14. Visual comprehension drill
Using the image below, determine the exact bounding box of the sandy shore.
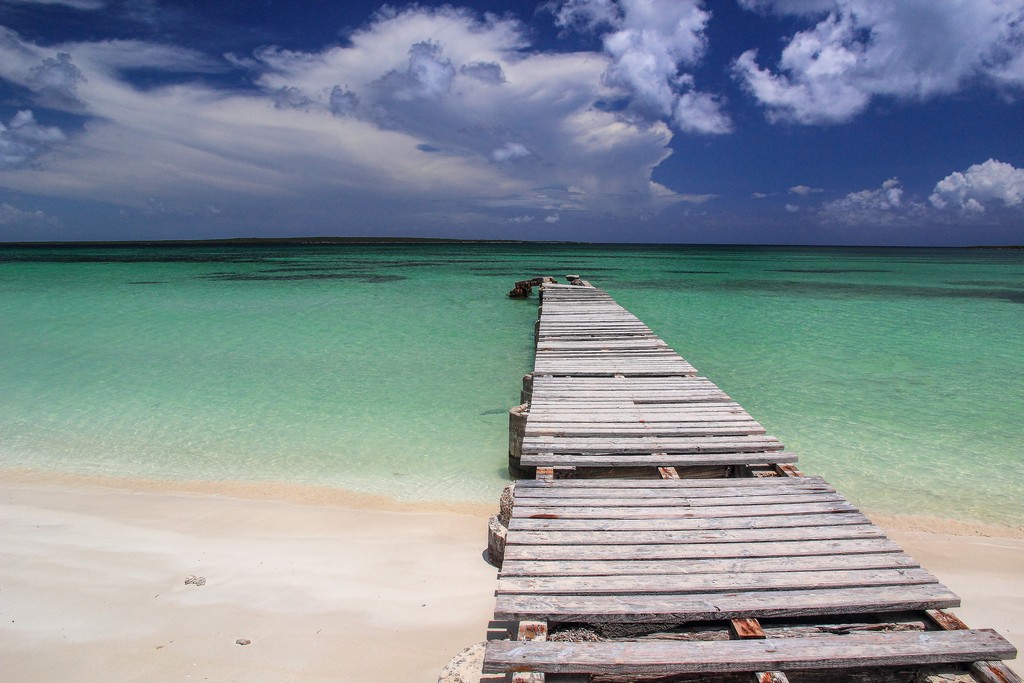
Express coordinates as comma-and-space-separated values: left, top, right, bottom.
0, 474, 1020, 682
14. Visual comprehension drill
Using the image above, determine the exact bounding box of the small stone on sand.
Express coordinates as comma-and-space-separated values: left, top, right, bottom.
236, 638, 251, 646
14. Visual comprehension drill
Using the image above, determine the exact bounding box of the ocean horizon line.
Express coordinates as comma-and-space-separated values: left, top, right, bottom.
1, 237, 1022, 249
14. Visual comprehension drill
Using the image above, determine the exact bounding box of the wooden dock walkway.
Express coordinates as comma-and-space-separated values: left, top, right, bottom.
481, 279, 1018, 683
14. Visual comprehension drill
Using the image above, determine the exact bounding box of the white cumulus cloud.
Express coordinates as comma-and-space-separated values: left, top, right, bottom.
930, 159, 1024, 213
735, 0, 1024, 124
0, 110, 65, 169
821, 177, 929, 225
491, 142, 531, 162
553, 0, 731, 134
0, 7, 685, 231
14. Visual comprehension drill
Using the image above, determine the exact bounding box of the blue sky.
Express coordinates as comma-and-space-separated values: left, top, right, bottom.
0, 0, 1022, 245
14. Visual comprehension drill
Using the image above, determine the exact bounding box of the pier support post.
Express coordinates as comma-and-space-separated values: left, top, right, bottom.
486, 515, 506, 568
520, 373, 534, 405
485, 482, 516, 568
508, 403, 533, 479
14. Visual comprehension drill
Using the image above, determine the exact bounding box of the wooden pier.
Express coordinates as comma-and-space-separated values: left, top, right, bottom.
480, 279, 1018, 683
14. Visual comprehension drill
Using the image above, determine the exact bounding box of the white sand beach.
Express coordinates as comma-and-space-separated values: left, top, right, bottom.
0, 473, 1020, 682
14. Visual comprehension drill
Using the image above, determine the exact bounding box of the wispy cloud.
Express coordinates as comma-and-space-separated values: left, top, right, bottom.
0, 200, 60, 229
4, 0, 105, 9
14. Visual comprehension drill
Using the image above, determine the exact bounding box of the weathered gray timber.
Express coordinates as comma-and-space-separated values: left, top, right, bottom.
494, 477, 959, 625
483, 630, 1015, 676
519, 283, 785, 474
532, 285, 696, 377
472, 277, 1020, 683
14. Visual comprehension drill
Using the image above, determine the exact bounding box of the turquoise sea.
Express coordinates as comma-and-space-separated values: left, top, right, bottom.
1, 243, 1022, 527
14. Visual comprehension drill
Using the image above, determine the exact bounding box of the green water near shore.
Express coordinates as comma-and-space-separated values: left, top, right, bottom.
1, 243, 1022, 526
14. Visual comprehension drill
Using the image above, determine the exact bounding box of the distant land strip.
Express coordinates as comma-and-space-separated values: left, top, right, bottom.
0, 238, 1020, 249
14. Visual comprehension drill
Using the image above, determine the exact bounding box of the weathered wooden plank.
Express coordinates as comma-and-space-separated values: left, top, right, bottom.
926, 609, 1024, 683
532, 370, 700, 378
526, 422, 757, 431
520, 452, 797, 468
498, 552, 921, 577
493, 583, 961, 622
530, 396, 737, 402
496, 568, 941, 595
533, 357, 694, 363
530, 392, 729, 399
510, 493, 847, 510
527, 420, 762, 430
521, 436, 784, 454
532, 380, 717, 389
535, 349, 682, 355
482, 630, 1015, 675
509, 512, 871, 533
532, 380, 718, 386
534, 399, 737, 406
506, 524, 884, 546
537, 343, 670, 351
513, 476, 829, 489
525, 415, 749, 424
512, 483, 831, 499
536, 357, 687, 363
525, 425, 767, 438
532, 363, 694, 368
535, 336, 659, 340
533, 379, 720, 385
526, 415, 744, 423
530, 391, 731, 398
512, 500, 851, 520
531, 390, 724, 397
533, 374, 711, 381
527, 402, 742, 409
525, 409, 747, 418
502, 537, 904, 562
530, 393, 723, 399
512, 485, 836, 501
530, 383, 723, 390
536, 334, 659, 341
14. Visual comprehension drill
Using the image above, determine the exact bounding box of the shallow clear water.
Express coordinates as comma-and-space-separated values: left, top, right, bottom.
1, 244, 1022, 526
